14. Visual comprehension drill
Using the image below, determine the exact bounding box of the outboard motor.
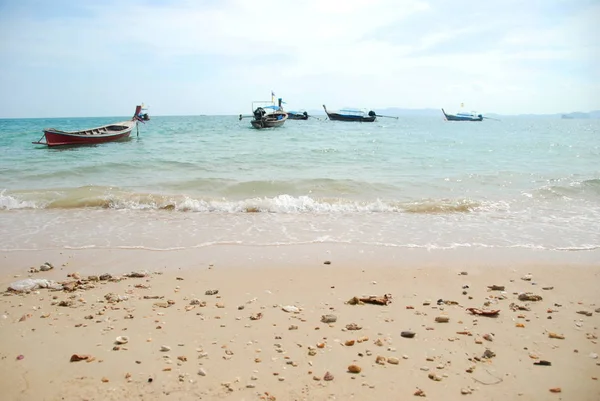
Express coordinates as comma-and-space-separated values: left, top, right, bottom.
253, 107, 266, 120
368, 110, 376, 117
303, 111, 308, 118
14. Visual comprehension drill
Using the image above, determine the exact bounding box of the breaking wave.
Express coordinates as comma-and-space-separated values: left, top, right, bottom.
0, 187, 484, 214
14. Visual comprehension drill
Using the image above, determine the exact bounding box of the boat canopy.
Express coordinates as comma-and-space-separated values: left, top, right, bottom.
337, 108, 369, 116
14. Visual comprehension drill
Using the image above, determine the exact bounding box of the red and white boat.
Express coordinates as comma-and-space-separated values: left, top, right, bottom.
33, 105, 149, 147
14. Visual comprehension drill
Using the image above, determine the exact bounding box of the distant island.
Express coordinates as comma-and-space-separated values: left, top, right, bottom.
560, 111, 600, 119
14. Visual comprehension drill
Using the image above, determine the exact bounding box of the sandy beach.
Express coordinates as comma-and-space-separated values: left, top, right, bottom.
0, 246, 599, 401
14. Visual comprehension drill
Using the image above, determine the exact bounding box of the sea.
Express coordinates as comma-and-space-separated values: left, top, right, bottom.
0, 114, 599, 262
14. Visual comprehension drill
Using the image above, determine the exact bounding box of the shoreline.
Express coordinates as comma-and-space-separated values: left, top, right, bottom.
2, 244, 600, 278
0, 246, 599, 400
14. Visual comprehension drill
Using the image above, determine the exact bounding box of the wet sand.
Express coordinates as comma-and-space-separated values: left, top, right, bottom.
0, 247, 599, 401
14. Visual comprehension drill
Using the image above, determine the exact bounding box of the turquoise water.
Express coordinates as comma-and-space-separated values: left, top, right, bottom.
0, 115, 599, 252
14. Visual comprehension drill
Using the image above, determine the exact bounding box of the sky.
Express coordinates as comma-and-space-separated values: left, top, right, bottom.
0, 0, 598, 117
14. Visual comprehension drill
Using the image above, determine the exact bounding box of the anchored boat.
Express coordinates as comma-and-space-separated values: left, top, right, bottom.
33, 105, 149, 147
240, 95, 288, 129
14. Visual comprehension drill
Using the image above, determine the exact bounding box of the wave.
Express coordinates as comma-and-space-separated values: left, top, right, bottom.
0, 187, 484, 214
3, 242, 598, 253
533, 178, 600, 199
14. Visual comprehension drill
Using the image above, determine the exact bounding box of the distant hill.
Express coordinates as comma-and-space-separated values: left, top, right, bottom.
560, 110, 600, 119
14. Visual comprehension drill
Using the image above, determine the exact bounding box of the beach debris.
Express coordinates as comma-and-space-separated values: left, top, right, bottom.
461, 388, 473, 395
428, 372, 442, 381
435, 316, 450, 323
346, 294, 392, 306
483, 333, 493, 342
99, 274, 112, 281
577, 310, 593, 317
323, 371, 334, 381
18, 314, 31, 322
509, 303, 530, 311
160, 345, 171, 352
414, 388, 426, 396
125, 270, 149, 278
288, 325, 298, 330
189, 299, 206, 306
321, 314, 337, 323
401, 330, 416, 338
16, 355, 24, 360
534, 360, 552, 366
548, 332, 565, 339
549, 388, 562, 393
104, 293, 128, 303
205, 289, 219, 295
487, 285, 505, 291
466, 308, 500, 317
58, 300, 74, 307
40, 262, 54, 271
542, 286, 554, 290
590, 353, 598, 359
518, 293, 542, 301
345, 340, 355, 346
324, 260, 331, 265
8, 278, 62, 292
70, 354, 93, 362
115, 336, 129, 345
521, 273, 533, 281
482, 349, 496, 359
348, 364, 361, 373
346, 323, 362, 330
387, 357, 400, 364
282, 305, 300, 313
376, 356, 386, 365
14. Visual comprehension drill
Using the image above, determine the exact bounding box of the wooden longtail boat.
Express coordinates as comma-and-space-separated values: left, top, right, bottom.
441, 108, 483, 122
322, 105, 378, 122
33, 105, 149, 147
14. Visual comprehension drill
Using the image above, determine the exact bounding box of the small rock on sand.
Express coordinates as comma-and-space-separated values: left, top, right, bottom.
321, 314, 337, 323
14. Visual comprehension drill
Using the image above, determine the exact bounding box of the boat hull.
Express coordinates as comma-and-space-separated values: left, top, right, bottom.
287, 113, 309, 120
441, 109, 483, 122
250, 111, 288, 129
251, 119, 287, 129
325, 113, 376, 122
41, 127, 134, 147
322, 105, 376, 122
33, 106, 147, 147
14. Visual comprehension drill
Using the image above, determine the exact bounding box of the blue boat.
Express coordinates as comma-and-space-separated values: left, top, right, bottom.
323, 105, 376, 122
441, 108, 483, 122
287, 110, 309, 120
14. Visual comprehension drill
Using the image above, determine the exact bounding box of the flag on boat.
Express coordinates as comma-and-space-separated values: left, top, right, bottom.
271, 91, 275, 103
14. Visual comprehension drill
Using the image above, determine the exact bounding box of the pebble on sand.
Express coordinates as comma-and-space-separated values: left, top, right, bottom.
348, 364, 362, 373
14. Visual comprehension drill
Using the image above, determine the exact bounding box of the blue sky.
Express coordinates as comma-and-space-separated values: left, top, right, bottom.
0, 0, 598, 117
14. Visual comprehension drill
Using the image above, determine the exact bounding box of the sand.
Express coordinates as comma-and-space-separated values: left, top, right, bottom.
0, 247, 599, 401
